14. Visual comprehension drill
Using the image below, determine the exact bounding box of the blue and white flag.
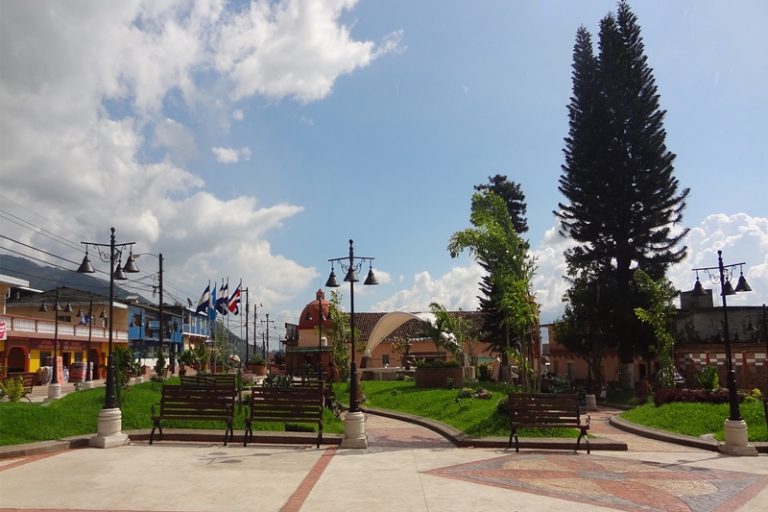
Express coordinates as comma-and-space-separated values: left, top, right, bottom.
209, 282, 218, 322
216, 280, 229, 316
195, 284, 210, 315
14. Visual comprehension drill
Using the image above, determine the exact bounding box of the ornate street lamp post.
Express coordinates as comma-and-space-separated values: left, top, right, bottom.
77, 227, 139, 448
78, 296, 95, 389
691, 250, 757, 456
326, 239, 378, 448
41, 286, 72, 400
305, 290, 326, 382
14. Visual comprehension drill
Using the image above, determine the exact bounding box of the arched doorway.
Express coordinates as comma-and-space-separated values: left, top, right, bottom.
7, 347, 26, 373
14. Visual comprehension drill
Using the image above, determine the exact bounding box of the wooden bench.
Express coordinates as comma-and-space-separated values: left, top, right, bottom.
2, 372, 35, 402
244, 385, 325, 448
507, 393, 590, 453
150, 385, 235, 445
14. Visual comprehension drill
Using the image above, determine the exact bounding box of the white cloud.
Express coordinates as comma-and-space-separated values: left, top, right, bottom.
211, 146, 252, 163
668, 213, 768, 307
214, 0, 402, 102
373, 213, 768, 322
212, 146, 239, 163
373, 265, 484, 313
153, 118, 198, 162
0, 0, 394, 311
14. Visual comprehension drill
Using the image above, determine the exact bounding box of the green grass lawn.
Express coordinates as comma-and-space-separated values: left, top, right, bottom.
355, 380, 578, 438
4, 379, 765, 447
620, 399, 767, 442
0, 380, 343, 446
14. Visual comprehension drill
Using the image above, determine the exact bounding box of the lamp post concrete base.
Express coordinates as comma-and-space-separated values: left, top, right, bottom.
90, 407, 129, 449
719, 419, 758, 456
584, 394, 598, 411
46, 383, 62, 401
81, 380, 94, 389
341, 411, 368, 449
134, 376, 144, 384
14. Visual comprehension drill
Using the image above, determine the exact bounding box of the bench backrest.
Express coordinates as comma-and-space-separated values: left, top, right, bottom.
249, 386, 324, 424
508, 393, 582, 426
158, 384, 235, 418
181, 373, 236, 387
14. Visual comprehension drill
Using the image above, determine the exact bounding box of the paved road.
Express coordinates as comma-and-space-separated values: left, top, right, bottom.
2, 381, 767, 511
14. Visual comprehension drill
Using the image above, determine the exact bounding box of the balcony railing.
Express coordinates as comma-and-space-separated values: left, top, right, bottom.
0, 314, 128, 341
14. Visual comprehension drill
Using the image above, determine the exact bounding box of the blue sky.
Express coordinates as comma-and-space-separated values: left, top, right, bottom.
1, 1, 766, 342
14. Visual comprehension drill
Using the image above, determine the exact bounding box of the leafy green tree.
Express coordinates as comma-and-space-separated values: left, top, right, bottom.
474, 176, 530, 356
449, 191, 538, 389
554, 266, 617, 392
633, 269, 678, 388
422, 302, 470, 363
556, 1, 689, 372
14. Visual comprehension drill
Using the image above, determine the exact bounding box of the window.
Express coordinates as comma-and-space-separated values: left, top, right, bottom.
382, 354, 390, 367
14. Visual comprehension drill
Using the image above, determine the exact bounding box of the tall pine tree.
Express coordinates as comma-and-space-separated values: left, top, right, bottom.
557, 2, 689, 375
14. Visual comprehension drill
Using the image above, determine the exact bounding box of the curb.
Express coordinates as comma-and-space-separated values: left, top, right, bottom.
364, 407, 628, 451
609, 414, 768, 454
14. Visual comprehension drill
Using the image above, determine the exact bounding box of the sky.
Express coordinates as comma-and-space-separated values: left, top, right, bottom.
1, 0, 767, 343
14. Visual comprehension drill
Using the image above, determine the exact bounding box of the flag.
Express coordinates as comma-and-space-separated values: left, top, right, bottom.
195, 284, 210, 315
216, 280, 229, 315
209, 282, 218, 322
228, 283, 242, 315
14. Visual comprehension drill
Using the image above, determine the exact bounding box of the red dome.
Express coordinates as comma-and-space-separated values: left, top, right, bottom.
298, 289, 332, 330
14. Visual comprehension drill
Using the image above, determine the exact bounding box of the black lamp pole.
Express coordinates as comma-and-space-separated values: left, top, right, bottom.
318, 296, 324, 382
78, 227, 138, 410
51, 287, 61, 385
717, 252, 740, 422
692, 250, 751, 422
86, 296, 93, 383
326, 239, 378, 413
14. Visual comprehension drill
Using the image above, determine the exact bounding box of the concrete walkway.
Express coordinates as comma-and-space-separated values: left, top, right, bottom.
2, 383, 767, 511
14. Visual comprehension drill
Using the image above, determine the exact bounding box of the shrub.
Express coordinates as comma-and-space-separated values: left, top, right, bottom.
653, 387, 732, 406
478, 363, 493, 381
0, 377, 26, 402
696, 366, 719, 391
456, 387, 474, 399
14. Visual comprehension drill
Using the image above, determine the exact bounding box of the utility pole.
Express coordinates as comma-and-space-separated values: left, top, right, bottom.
243, 287, 249, 364
158, 253, 166, 374
262, 313, 274, 361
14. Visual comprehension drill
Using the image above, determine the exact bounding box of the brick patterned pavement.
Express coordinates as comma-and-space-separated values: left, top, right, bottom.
425, 452, 768, 512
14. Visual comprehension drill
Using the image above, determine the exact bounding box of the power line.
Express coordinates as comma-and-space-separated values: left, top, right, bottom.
0, 194, 89, 248
0, 234, 81, 267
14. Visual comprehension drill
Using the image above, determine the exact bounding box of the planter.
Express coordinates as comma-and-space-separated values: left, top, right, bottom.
249, 364, 267, 376
415, 366, 464, 388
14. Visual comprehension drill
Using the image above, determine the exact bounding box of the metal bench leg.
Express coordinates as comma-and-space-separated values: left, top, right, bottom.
243, 420, 251, 447
508, 428, 519, 452
150, 420, 161, 445
576, 428, 590, 454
